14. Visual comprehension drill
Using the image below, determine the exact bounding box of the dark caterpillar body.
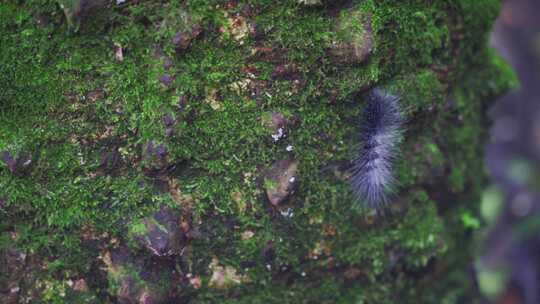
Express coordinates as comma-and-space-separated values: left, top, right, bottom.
350, 89, 404, 209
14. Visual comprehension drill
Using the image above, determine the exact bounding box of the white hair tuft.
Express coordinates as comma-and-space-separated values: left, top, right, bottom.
350, 88, 404, 209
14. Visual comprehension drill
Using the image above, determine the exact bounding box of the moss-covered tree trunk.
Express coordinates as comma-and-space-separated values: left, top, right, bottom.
0, 0, 516, 303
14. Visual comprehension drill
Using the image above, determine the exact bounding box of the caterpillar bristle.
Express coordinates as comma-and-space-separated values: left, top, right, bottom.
350, 88, 404, 209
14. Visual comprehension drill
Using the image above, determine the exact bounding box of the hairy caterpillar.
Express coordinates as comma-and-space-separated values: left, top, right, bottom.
350, 89, 404, 209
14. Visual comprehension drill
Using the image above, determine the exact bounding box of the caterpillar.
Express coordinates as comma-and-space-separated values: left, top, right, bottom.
350, 89, 404, 209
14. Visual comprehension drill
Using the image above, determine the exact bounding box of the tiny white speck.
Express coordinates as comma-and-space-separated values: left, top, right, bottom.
266, 264, 272, 271
286, 145, 294, 151
289, 177, 295, 183
301, 272, 306, 277
280, 208, 294, 218
116, 0, 126, 4
271, 128, 284, 142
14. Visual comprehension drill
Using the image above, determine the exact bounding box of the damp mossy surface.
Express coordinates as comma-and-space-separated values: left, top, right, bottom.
0, 0, 517, 303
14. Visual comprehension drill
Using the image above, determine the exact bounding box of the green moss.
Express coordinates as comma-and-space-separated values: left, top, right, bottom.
107, 259, 172, 302
386, 69, 446, 112
129, 219, 148, 236
364, 0, 450, 72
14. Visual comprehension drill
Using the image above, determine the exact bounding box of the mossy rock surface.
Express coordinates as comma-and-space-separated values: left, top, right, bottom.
0, 0, 517, 303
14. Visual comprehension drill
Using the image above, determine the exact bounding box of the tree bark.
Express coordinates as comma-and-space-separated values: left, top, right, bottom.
0, 0, 516, 303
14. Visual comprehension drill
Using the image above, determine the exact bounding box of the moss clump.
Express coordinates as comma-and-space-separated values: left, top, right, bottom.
0, 0, 516, 303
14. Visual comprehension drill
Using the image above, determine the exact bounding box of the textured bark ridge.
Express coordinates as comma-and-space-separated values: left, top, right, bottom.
0, 0, 517, 303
